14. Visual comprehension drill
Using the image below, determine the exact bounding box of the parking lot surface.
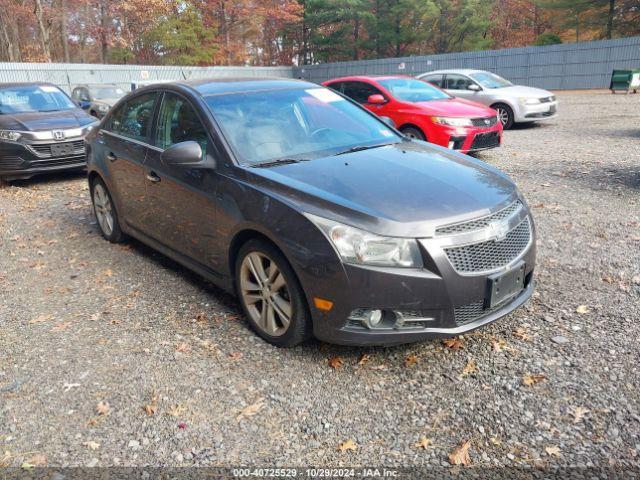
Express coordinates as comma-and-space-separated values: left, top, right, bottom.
1, 92, 639, 471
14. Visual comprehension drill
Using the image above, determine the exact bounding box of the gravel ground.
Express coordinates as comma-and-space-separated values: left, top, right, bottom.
1, 92, 639, 474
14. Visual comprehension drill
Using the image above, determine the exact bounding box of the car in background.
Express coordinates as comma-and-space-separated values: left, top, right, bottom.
71, 84, 127, 119
0, 82, 96, 182
86, 78, 535, 347
323, 75, 502, 154
418, 69, 558, 129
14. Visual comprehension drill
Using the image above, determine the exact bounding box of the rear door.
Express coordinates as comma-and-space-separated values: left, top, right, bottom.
99, 91, 158, 230
142, 91, 220, 267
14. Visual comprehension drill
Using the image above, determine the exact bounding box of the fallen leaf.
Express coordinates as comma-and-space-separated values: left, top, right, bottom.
576, 305, 590, 314
414, 437, 432, 449
167, 404, 187, 417
228, 352, 243, 361
545, 446, 561, 457
404, 354, 418, 368
512, 327, 531, 341
143, 391, 158, 416
175, 342, 190, 353
328, 357, 343, 369
338, 439, 357, 452
448, 440, 471, 466
460, 360, 478, 378
632, 275, 640, 285
602, 274, 615, 284
357, 354, 371, 366
443, 338, 464, 350
177, 422, 187, 430
96, 401, 110, 416
236, 398, 265, 421
50, 322, 71, 332
23, 454, 46, 469
84, 441, 100, 451
103, 268, 114, 277
491, 338, 507, 352
522, 374, 546, 387
570, 406, 590, 424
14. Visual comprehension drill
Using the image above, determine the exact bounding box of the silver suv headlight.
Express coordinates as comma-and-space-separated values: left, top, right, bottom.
0, 130, 21, 141
306, 213, 422, 268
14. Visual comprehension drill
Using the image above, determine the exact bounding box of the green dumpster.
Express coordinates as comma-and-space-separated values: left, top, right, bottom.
610, 69, 640, 93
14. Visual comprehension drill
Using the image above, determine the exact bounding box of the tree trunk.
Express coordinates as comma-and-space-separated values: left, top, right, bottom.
0, 11, 15, 61
60, 0, 69, 62
606, 0, 615, 39
99, 0, 109, 63
33, 0, 52, 61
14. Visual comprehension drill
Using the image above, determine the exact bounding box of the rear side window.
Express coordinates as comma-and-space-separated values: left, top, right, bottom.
155, 92, 208, 153
341, 82, 384, 104
422, 74, 444, 87
109, 92, 156, 142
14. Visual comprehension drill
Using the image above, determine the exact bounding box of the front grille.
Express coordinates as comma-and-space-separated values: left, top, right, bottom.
31, 156, 86, 168
436, 200, 523, 236
444, 217, 532, 274
470, 132, 500, 151
471, 116, 498, 127
29, 141, 85, 158
454, 301, 503, 325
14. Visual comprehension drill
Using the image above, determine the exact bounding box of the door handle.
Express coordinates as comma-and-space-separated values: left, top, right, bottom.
106, 153, 117, 162
146, 171, 161, 183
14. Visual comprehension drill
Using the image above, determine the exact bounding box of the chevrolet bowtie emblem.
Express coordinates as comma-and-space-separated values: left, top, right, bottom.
488, 220, 510, 241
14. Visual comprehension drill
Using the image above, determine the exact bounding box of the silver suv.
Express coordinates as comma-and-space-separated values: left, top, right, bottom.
417, 69, 558, 129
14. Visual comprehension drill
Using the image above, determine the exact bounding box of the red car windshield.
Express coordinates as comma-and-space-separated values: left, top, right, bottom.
378, 78, 451, 103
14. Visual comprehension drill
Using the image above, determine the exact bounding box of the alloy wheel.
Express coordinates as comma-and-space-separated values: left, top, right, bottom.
239, 252, 292, 337
93, 183, 115, 236
496, 107, 509, 127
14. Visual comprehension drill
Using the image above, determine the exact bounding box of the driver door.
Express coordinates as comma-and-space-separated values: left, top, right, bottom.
341, 81, 394, 118
141, 91, 220, 268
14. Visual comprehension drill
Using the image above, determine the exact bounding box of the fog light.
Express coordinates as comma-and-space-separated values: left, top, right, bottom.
367, 309, 383, 328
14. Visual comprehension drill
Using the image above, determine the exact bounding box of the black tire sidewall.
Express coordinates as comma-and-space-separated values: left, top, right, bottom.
235, 239, 312, 347
400, 126, 426, 141
494, 103, 514, 129
90, 177, 124, 243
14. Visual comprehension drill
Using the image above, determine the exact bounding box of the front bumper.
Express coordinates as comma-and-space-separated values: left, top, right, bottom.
308, 206, 536, 346
515, 101, 558, 123
0, 138, 87, 180
430, 123, 502, 154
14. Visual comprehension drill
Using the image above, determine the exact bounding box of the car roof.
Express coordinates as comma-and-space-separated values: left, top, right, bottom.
325, 75, 414, 83
420, 69, 487, 76
0, 82, 61, 89
170, 77, 319, 96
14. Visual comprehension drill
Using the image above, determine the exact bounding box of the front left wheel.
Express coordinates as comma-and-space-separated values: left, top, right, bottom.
235, 239, 312, 347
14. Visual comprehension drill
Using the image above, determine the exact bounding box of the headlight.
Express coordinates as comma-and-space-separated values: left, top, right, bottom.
98, 104, 110, 112
0, 130, 21, 141
306, 214, 422, 268
520, 97, 541, 105
432, 116, 473, 127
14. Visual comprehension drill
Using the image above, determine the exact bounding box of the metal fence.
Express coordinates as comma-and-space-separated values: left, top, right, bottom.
0, 36, 639, 92
0, 63, 293, 93
293, 36, 640, 90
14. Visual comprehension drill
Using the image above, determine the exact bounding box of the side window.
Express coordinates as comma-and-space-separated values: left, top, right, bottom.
110, 92, 156, 141
423, 74, 444, 88
81, 88, 90, 101
326, 82, 344, 94
444, 74, 473, 90
155, 92, 208, 154
71, 88, 80, 100
342, 82, 384, 104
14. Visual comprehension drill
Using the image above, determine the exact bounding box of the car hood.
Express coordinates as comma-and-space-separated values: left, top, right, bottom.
412, 98, 495, 117
493, 85, 553, 99
0, 109, 95, 131
246, 141, 518, 238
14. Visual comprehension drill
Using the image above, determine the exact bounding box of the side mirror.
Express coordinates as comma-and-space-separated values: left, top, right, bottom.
367, 94, 387, 105
380, 116, 396, 128
77, 100, 90, 109
161, 141, 206, 167
467, 84, 481, 92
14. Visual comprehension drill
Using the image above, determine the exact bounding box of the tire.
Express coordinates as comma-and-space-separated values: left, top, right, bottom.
493, 103, 514, 129
400, 126, 426, 141
90, 177, 125, 243
235, 238, 312, 347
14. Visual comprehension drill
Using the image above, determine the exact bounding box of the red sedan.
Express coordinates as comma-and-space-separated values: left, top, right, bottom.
323, 75, 502, 154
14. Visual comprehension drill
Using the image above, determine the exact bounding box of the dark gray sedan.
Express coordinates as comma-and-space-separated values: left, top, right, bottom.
85, 78, 536, 347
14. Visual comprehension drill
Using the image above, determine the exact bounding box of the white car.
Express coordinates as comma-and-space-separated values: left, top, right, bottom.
417, 69, 558, 129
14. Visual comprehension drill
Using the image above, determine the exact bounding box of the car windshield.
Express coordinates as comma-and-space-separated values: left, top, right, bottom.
0, 85, 77, 114
378, 78, 451, 102
90, 86, 126, 100
469, 72, 513, 89
205, 87, 401, 165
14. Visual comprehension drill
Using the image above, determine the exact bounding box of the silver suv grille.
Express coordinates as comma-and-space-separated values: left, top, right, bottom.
444, 217, 531, 274
436, 200, 523, 236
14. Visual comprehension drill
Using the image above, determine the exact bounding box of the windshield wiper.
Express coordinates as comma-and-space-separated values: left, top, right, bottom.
250, 158, 309, 168
333, 142, 396, 157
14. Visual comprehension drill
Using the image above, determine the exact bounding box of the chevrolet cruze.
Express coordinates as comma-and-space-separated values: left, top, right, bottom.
86, 78, 536, 347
